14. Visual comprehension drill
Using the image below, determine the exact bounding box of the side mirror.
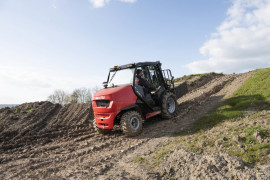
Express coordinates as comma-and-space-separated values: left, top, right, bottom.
103, 82, 108, 88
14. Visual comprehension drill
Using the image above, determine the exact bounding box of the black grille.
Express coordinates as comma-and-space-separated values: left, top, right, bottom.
96, 100, 110, 107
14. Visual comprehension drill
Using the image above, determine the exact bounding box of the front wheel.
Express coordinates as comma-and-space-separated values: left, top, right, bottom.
120, 111, 143, 137
92, 119, 111, 135
161, 92, 178, 119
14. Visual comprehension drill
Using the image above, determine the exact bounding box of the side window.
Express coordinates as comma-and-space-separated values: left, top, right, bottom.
148, 66, 161, 88
137, 66, 149, 80
137, 65, 162, 88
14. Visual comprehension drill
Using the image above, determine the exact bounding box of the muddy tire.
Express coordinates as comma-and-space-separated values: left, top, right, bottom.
161, 92, 177, 119
92, 119, 111, 135
120, 111, 143, 137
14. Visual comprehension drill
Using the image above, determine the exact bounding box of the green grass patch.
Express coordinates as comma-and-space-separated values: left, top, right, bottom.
27, 108, 34, 113
243, 144, 270, 164
245, 126, 269, 137
156, 149, 171, 165
234, 68, 270, 101
135, 156, 145, 163
224, 81, 232, 87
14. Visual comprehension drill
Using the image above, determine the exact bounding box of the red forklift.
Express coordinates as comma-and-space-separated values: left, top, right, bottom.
92, 61, 177, 136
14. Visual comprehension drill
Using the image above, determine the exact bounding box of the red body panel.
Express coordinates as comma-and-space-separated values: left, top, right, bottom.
146, 111, 161, 119
92, 85, 137, 129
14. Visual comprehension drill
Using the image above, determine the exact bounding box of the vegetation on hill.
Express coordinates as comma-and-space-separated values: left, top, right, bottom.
174, 68, 270, 164
174, 72, 223, 83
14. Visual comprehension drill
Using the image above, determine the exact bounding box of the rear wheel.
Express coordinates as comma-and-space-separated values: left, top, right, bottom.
92, 119, 111, 135
121, 111, 143, 137
161, 92, 177, 119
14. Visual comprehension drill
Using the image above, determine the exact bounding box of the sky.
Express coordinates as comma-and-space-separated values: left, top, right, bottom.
0, 0, 270, 104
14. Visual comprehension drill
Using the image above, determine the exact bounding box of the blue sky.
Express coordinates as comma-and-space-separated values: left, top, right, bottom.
1, 0, 270, 103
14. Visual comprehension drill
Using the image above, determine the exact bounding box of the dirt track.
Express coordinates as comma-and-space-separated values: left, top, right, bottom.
1, 72, 269, 179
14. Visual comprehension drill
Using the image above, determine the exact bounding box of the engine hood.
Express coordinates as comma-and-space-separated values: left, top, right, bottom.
93, 85, 133, 100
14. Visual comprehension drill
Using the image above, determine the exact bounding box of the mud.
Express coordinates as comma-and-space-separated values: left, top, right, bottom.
0, 71, 269, 179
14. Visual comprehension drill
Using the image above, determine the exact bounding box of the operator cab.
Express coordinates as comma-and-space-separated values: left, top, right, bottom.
134, 65, 165, 108
104, 62, 169, 110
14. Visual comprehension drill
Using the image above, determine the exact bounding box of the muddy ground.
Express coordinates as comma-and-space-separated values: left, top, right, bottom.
0, 72, 269, 179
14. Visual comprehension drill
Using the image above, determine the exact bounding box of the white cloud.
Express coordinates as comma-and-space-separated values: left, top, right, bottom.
0, 66, 104, 104
89, 0, 110, 8
89, 0, 136, 8
186, 0, 270, 74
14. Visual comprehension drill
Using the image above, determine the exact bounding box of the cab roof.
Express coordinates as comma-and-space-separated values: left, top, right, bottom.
110, 61, 161, 71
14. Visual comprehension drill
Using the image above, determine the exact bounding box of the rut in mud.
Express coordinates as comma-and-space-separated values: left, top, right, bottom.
1, 71, 268, 179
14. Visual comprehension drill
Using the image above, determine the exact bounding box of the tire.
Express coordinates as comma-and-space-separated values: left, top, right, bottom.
120, 111, 143, 137
161, 92, 178, 119
92, 119, 111, 135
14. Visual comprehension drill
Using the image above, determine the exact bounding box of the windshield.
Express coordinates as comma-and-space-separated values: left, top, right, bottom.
108, 68, 135, 88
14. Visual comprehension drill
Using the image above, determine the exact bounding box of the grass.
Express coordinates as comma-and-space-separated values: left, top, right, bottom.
228, 143, 270, 164
245, 126, 270, 139
173, 68, 270, 164
234, 68, 270, 101
27, 108, 34, 113
156, 149, 171, 165
224, 81, 232, 87
135, 156, 145, 163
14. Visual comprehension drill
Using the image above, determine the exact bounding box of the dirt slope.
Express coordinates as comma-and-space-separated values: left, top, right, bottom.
0, 102, 93, 151
0, 71, 269, 179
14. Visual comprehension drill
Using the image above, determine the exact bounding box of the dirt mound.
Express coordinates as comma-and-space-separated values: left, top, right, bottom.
0, 101, 93, 151
176, 72, 224, 92
174, 73, 224, 99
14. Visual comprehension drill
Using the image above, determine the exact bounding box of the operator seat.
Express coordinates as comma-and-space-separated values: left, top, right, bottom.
134, 77, 155, 107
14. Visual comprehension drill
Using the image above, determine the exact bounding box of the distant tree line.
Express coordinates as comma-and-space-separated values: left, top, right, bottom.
47, 87, 100, 105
